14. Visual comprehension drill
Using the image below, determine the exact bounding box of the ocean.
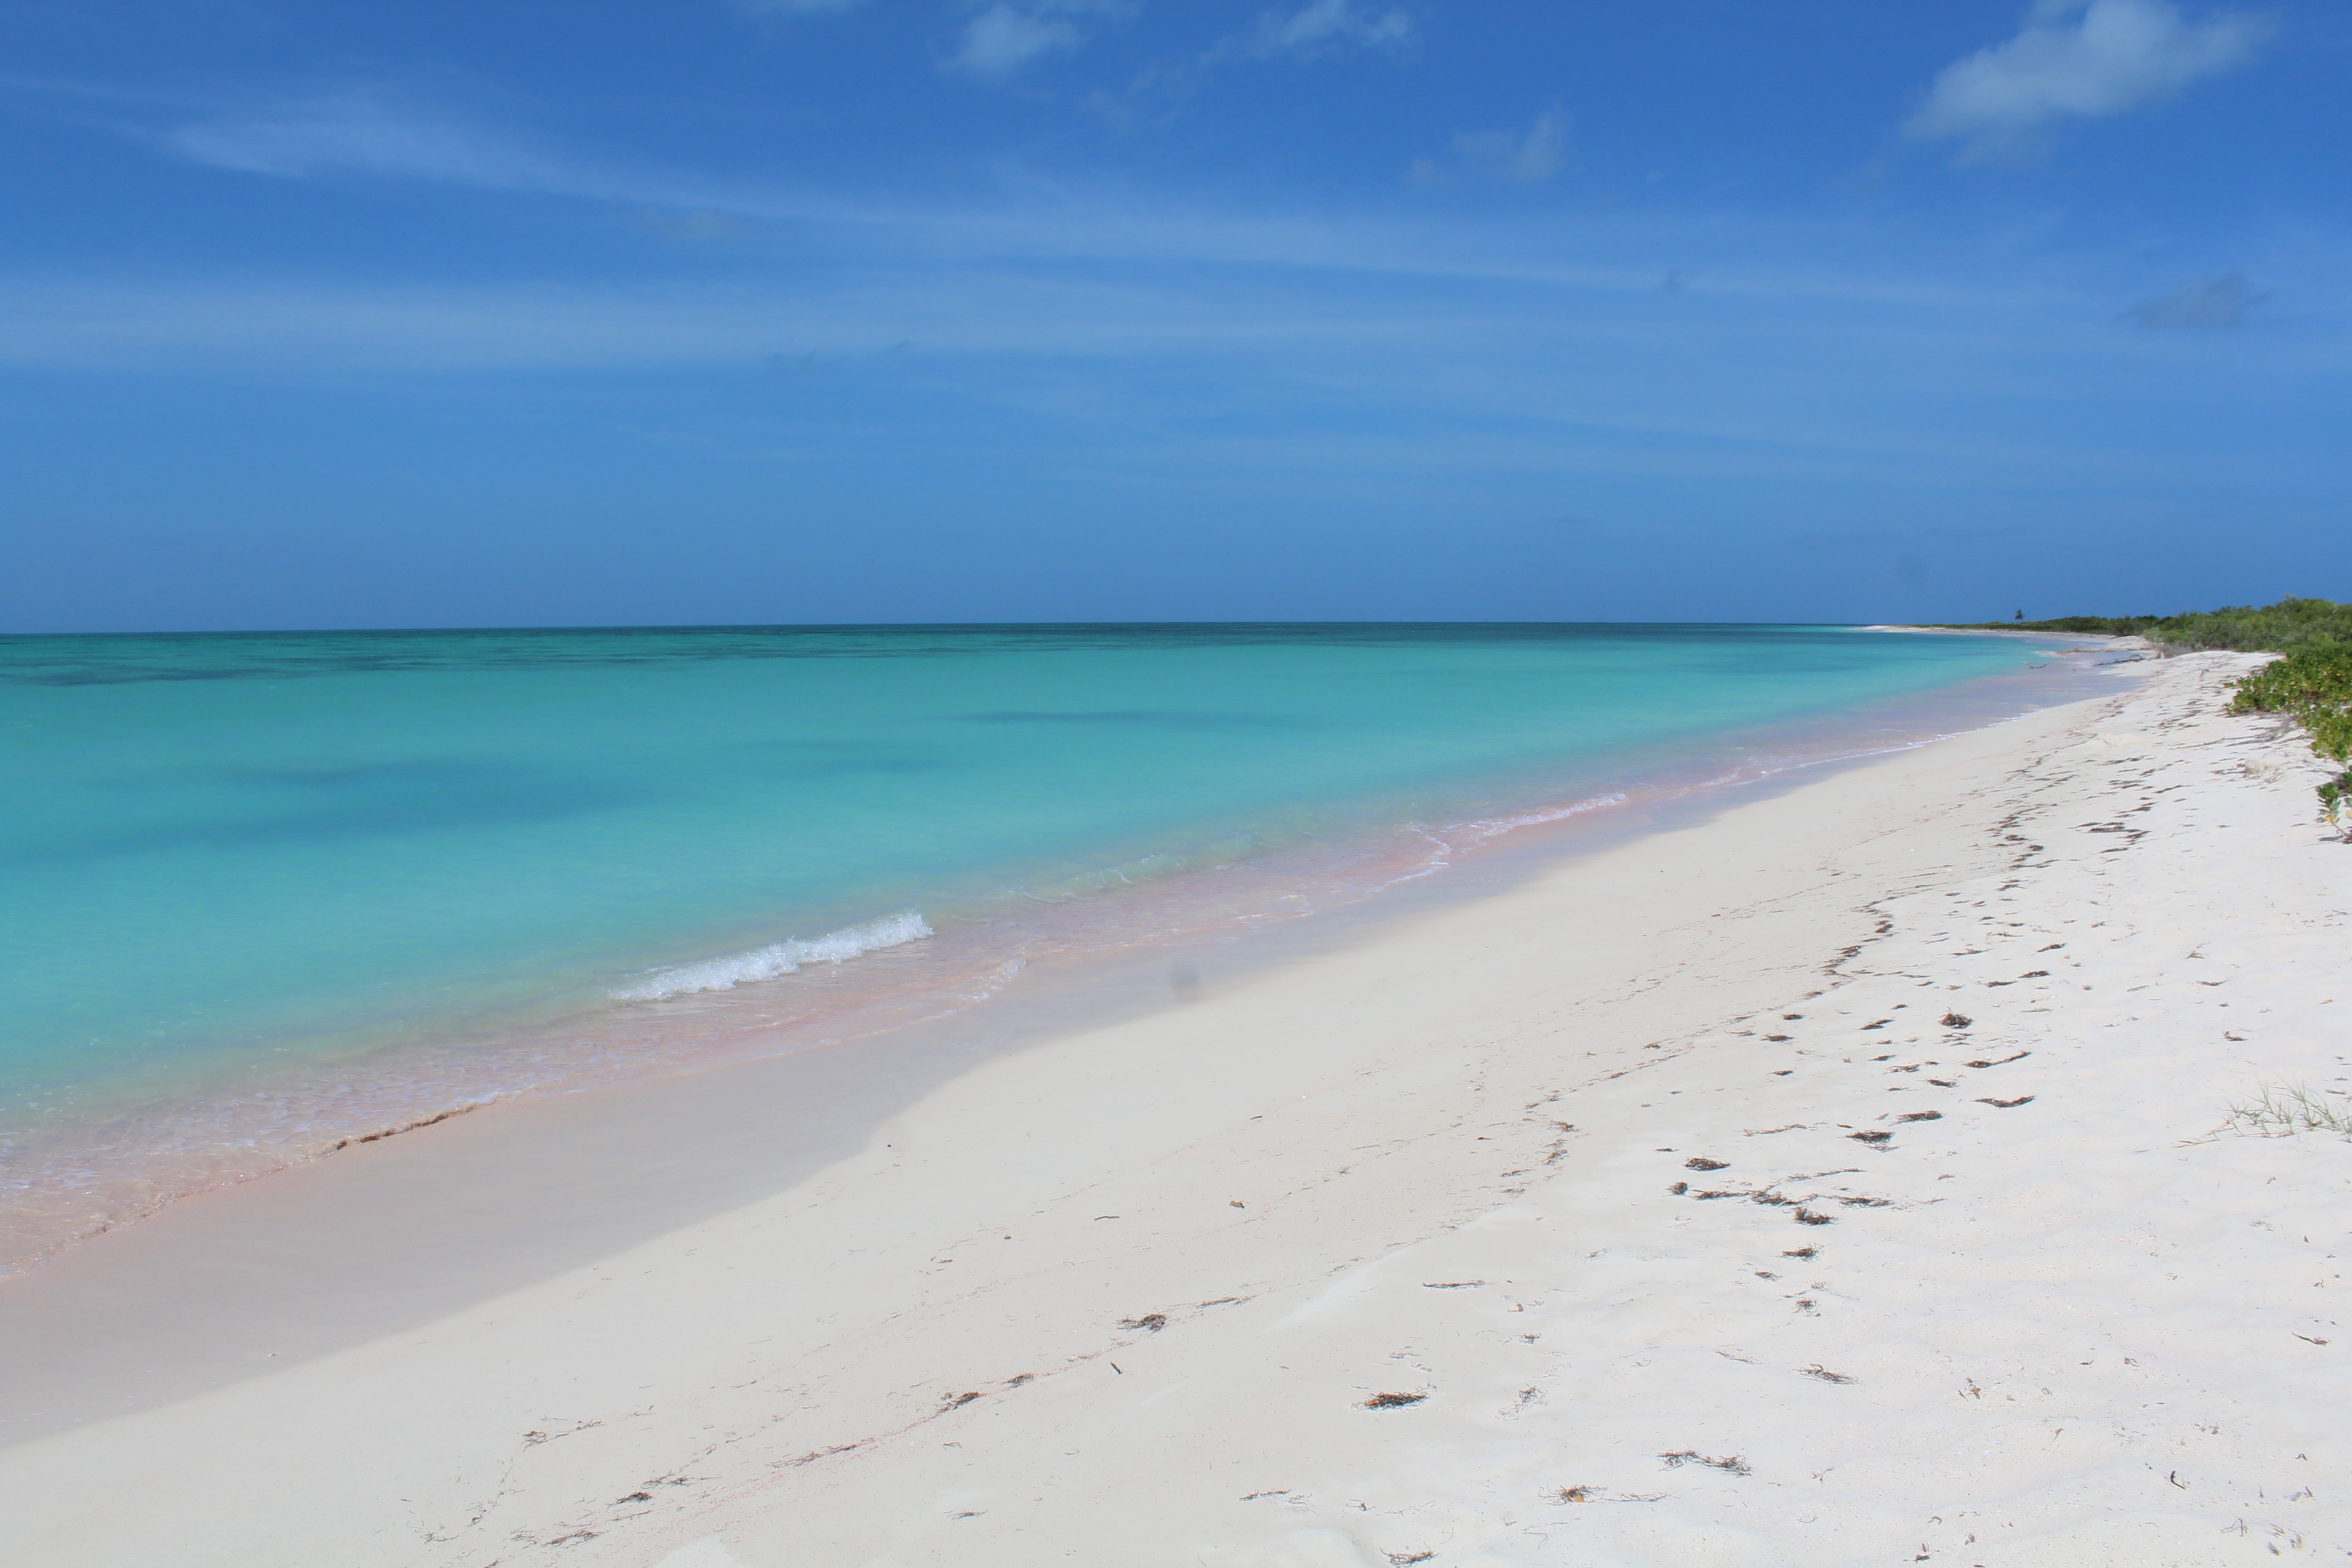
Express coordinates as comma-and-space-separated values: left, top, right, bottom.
1, 622, 2104, 1266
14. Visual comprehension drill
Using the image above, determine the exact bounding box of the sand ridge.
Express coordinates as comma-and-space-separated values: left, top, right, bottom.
4, 651, 2347, 1567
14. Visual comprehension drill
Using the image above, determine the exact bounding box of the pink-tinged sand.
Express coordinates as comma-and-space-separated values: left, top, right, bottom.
4, 648, 2347, 1567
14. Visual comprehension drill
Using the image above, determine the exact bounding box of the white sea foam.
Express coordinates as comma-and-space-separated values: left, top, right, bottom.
610, 911, 935, 1001
1458, 790, 1629, 839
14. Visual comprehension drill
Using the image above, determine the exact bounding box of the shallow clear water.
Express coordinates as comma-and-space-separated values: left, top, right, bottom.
1, 622, 2088, 1261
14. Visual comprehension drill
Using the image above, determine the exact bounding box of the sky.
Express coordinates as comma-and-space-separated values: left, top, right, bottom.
3, 0, 2345, 631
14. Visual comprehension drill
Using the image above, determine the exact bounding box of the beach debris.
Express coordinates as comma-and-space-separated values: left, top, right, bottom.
520, 1420, 603, 1446
1977, 1096, 2036, 1108
782, 1442, 862, 1467
1839, 1195, 1891, 1207
1240, 1490, 1291, 1501
1684, 1156, 1729, 1171
1927, 1077, 1958, 1087
1668, 1181, 1690, 1195
1554, 1485, 1597, 1502
944, 1391, 984, 1407
1965, 1052, 2030, 1068
1793, 1208, 1836, 1225
1764, 1033, 1793, 1041
1659, 1450, 1751, 1475
1896, 1110, 1943, 1122
1363, 1392, 1427, 1409
1862, 1019, 1893, 1030
1004, 1373, 1033, 1387
613, 1491, 653, 1504
1422, 1280, 1483, 1289
1941, 1013, 1972, 1028
1847, 1130, 1893, 1145
1118, 1313, 1169, 1333
1784, 1246, 1817, 1259
327, 1102, 483, 1153
1783, 1013, 1804, 1019
1802, 1365, 1856, 1384
1386, 1553, 1436, 1566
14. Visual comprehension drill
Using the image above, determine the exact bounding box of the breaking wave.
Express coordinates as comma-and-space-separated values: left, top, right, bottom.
610, 910, 935, 1001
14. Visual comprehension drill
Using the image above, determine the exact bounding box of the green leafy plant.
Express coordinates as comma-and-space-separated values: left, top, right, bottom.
2225, 642, 2352, 829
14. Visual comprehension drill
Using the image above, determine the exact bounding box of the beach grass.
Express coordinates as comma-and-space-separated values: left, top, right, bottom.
2227, 1084, 2352, 1142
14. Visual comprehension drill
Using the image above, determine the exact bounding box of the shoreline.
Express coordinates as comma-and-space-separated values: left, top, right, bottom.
0, 640, 2118, 1279
9, 648, 2348, 1564
0, 651, 2126, 1443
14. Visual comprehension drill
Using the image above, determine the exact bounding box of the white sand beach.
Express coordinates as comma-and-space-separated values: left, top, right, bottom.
5, 647, 2348, 1568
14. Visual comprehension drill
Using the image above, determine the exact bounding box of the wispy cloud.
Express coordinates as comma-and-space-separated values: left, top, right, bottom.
1905, 0, 2273, 161
2128, 271, 2264, 328
1413, 106, 1568, 186
1088, 2, 1412, 127
944, 1, 1136, 80
1233, 0, 1413, 59
161, 87, 569, 187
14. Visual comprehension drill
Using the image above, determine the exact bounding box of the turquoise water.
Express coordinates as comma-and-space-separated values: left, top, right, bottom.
2, 623, 2079, 1257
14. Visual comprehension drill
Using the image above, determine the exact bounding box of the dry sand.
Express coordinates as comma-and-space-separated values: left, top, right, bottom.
4, 649, 2348, 1567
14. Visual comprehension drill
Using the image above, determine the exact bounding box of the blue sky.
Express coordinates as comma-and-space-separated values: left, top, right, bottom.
3, 0, 2344, 631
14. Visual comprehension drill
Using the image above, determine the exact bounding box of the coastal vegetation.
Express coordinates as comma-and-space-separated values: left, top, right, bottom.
2228, 1083, 2352, 1141
1942, 596, 2352, 651
2227, 640, 2352, 827
1944, 597, 2352, 823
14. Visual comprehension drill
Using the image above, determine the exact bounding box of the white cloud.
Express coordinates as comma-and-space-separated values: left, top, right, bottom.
945, 1, 1134, 80
1406, 108, 1567, 187
1239, 0, 1412, 58
2128, 271, 2264, 328
1905, 0, 2273, 159
948, 5, 1082, 78
163, 89, 567, 187
1451, 108, 1568, 184
1083, 1, 1411, 123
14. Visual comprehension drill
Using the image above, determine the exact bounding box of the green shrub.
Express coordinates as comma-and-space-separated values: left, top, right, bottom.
1940, 596, 2352, 652
2229, 642, 2352, 765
